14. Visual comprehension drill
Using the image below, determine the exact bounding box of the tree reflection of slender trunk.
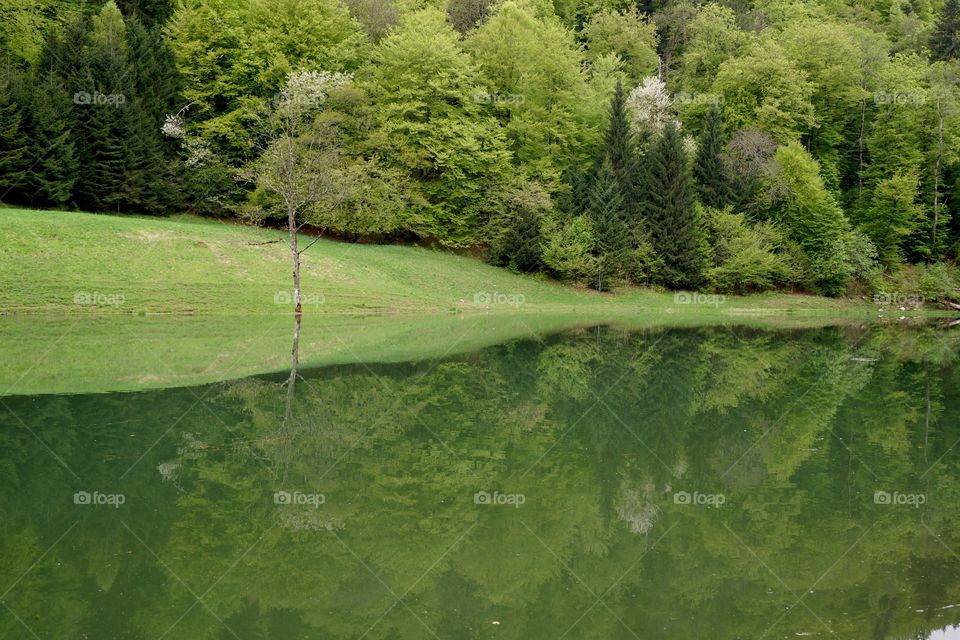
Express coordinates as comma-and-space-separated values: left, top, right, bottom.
279, 311, 301, 484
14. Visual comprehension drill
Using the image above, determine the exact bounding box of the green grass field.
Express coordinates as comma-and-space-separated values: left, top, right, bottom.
1, 207, 887, 317
1, 207, 952, 395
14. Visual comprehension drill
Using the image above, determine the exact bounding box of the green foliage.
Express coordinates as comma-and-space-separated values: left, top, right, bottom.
541, 214, 599, 282
702, 206, 797, 292
369, 8, 512, 246
0, 75, 28, 196
165, 0, 368, 159
585, 157, 630, 289
930, 0, 960, 61
466, 0, 589, 184
679, 3, 749, 94
694, 103, 734, 209
765, 142, 855, 293
581, 8, 658, 83
643, 122, 703, 288
712, 38, 817, 141
861, 172, 925, 266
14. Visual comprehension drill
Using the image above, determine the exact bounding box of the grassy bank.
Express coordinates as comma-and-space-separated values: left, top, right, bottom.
0, 207, 891, 317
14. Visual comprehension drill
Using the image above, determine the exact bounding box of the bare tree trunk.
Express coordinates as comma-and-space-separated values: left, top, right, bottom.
288, 204, 302, 316
930, 96, 944, 264
857, 97, 866, 207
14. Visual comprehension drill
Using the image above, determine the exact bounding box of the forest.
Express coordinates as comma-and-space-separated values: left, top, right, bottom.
1, 0, 960, 296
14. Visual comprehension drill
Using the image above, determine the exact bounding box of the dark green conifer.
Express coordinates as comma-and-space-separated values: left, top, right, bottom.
643, 122, 703, 288
931, 0, 960, 61
587, 157, 631, 290
693, 103, 734, 209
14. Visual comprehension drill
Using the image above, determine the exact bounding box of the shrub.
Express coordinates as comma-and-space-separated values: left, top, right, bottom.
541, 215, 599, 284
702, 207, 797, 293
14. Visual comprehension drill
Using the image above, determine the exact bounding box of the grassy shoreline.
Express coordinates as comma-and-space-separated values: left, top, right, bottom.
1, 207, 948, 319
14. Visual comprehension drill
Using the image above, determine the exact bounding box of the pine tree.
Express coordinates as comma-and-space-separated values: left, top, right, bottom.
558, 160, 589, 218
20, 72, 79, 206
0, 75, 29, 199
586, 157, 631, 290
599, 79, 643, 228
494, 207, 543, 273
693, 103, 734, 209
931, 0, 960, 61
644, 122, 703, 288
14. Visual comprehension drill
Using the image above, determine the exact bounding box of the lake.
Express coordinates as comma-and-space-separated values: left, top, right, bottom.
2, 318, 960, 639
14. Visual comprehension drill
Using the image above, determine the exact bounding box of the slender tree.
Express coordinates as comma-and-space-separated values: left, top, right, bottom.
693, 103, 734, 209
587, 157, 630, 291
644, 122, 703, 288
599, 79, 643, 227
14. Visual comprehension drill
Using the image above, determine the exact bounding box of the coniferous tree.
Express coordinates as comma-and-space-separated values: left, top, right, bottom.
644, 122, 703, 288
492, 207, 544, 273
931, 0, 960, 61
0, 74, 28, 199
20, 71, 78, 206
587, 157, 631, 290
558, 160, 589, 218
694, 103, 734, 209
599, 79, 642, 228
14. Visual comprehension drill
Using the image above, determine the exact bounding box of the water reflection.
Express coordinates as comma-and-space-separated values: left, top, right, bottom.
1, 323, 960, 638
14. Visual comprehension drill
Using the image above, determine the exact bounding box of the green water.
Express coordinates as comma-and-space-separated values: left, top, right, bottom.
2, 322, 960, 639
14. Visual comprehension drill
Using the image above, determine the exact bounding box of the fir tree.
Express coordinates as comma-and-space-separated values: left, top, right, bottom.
0, 75, 28, 199
587, 157, 631, 291
598, 79, 643, 228
493, 207, 543, 273
693, 103, 734, 209
558, 160, 589, 218
931, 0, 960, 61
644, 122, 703, 288
20, 72, 78, 206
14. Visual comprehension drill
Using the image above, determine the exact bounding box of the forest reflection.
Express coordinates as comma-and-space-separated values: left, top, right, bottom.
2, 323, 960, 639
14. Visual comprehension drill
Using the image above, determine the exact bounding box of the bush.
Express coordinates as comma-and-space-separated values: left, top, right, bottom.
919, 263, 958, 302
541, 215, 599, 284
702, 207, 797, 293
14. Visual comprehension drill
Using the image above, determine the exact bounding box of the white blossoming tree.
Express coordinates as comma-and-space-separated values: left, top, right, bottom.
248, 70, 352, 316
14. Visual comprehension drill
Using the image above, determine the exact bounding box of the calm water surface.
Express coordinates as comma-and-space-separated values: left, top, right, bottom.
2, 322, 960, 639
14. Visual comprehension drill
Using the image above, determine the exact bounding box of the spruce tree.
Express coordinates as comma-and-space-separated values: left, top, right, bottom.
693, 103, 734, 209
599, 79, 642, 228
587, 157, 631, 291
558, 160, 589, 218
21, 72, 79, 206
0, 75, 28, 199
644, 122, 703, 289
931, 0, 960, 61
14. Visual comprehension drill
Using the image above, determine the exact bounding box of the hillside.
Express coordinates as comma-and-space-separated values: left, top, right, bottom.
0, 207, 869, 317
